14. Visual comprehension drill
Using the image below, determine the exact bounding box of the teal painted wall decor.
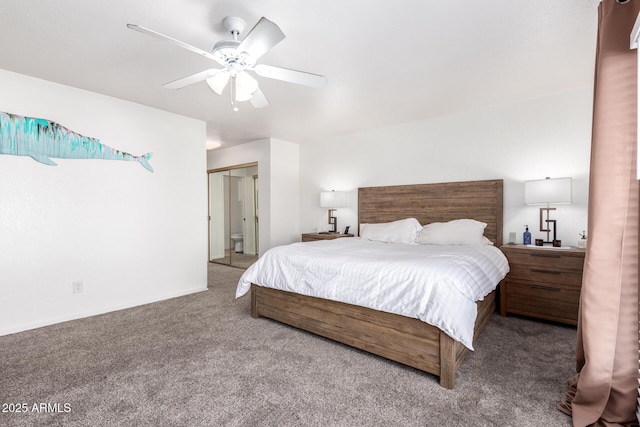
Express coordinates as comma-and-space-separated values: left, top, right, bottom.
0, 111, 153, 172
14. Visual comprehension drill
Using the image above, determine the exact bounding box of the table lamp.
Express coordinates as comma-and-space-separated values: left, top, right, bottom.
524, 177, 572, 244
320, 190, 346, 233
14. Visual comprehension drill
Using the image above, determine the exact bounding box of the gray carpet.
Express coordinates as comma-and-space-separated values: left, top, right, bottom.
0, 263, 576, 426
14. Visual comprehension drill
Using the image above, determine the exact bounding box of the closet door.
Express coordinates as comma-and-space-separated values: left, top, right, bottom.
242, 175, 256, 255
208, 163, 258, 268
208, 171, 226, 262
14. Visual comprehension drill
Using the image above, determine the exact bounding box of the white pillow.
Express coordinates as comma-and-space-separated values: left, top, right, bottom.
416, 219, 488, 245
481, 236, 494, 246
359, 218, 422, 244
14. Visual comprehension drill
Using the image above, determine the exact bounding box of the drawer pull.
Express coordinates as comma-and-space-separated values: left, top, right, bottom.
531, 284, 561, 291
530, 269, 561, 275
530, 253, 561, 258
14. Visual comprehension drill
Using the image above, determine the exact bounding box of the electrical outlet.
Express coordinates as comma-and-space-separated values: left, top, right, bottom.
72, 280, 83, 293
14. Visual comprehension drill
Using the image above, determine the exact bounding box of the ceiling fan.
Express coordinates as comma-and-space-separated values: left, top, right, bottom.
127, 16, 327, 111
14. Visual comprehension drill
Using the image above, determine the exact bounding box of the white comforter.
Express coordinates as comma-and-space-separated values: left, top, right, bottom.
236, 238, 509, 350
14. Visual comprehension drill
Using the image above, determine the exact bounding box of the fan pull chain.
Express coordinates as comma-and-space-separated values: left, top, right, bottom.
230, 75, 239, 111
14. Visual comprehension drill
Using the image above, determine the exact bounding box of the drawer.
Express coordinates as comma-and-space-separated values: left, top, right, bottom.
507, 266, 582, 289
505, 251, 584, 271
505, 280, 579, 323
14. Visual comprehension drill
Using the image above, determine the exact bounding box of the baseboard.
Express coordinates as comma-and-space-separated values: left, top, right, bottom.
0, 285, 209, 337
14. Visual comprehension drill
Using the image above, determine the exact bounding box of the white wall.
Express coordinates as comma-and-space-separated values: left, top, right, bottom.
0, 70, 208, 335
300, 89, 593, 247
269, 139, 300, 247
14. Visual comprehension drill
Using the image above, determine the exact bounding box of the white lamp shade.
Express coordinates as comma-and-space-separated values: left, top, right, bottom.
236, 71, 258, 101
525, 177, 572, 205
206, 71, 230, 95
206, 71, 257, 102
320, 191, 347, 208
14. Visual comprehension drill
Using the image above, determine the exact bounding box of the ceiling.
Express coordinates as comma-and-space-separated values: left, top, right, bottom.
0, 0, 600, 149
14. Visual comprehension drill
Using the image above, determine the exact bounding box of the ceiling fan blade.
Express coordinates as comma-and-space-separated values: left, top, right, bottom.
237, 17, 286, 62
162, 69, 222, 89
250, 87, 269, 109
254, 64, 327, 88
127, 24, 220, 63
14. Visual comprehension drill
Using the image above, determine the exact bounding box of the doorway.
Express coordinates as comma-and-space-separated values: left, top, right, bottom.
208, 163, 259, 268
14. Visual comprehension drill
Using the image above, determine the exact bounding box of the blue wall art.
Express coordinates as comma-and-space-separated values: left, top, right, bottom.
0, 111, 153, 172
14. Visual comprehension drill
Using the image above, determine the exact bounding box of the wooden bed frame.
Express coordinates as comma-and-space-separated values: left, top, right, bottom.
250, 179, 503, 388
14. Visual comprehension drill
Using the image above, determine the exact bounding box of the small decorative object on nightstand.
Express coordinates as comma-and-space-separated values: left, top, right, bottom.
500, 245, 585, 325
523, 225, 532, 245
301, 233, 354, 242
577, 231, 588, 249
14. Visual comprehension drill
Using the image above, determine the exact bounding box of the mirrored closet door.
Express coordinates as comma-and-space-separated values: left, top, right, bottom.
208, 163, 259, 268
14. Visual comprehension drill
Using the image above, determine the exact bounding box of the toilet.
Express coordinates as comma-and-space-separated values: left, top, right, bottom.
230, 234, 244, 253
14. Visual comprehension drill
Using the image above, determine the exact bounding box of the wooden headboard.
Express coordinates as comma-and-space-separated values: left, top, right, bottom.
358, 179, 503, 245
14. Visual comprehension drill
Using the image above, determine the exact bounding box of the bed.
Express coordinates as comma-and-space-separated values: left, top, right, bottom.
238, 179, 505, 388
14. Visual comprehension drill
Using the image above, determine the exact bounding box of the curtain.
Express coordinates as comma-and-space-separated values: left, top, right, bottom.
557, 1, 640, 426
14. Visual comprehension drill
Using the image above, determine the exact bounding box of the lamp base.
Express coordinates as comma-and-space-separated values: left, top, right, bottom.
539, 207, 556, 242
327, 208, 338, 233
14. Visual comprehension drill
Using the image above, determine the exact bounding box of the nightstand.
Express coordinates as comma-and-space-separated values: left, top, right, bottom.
500, 245, 585, 325
301, 233, 354, 242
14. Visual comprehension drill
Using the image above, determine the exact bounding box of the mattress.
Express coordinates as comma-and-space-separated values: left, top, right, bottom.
237, 237, 509, 350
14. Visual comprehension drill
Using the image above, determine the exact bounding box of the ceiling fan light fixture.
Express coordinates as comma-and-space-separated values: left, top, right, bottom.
206, 71, 229, 95
235, 90, 253, 102
236, 71, 259, 100
236, 92, 251, 102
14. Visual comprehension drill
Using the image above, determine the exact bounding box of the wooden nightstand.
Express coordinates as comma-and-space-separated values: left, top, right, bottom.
301, 233, 354, 242
500, 245, 585, 325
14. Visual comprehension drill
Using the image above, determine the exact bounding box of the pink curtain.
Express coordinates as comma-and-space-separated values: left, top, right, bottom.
557, 0, 640, 426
